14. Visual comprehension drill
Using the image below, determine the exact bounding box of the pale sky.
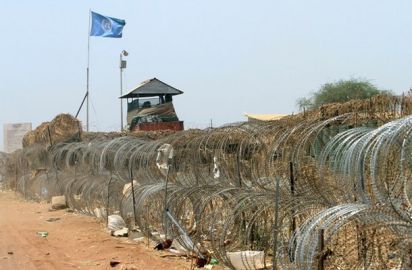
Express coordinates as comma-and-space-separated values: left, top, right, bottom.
1, 1, 412, 151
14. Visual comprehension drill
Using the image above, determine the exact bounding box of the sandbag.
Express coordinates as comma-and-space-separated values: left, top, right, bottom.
122, 180, 138, 195
94, 207, 107, 219
226, 251, 265, 270
51, 195, 67, 210
23, 114, 81, 147
108, 215, 126, 231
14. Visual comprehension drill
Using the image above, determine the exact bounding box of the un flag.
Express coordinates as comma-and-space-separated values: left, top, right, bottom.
90, 11, 126, 38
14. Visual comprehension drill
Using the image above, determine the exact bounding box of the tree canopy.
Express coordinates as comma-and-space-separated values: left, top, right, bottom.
297, 79, 392, 110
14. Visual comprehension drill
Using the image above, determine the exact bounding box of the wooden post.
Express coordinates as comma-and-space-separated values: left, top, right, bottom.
47, 126, 53, 147
401, 92, 405, 117
77, 119, 82, 140
369, 97, 373, 118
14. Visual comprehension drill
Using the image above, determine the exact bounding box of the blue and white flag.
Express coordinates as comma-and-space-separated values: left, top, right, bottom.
90, 11, 126, 38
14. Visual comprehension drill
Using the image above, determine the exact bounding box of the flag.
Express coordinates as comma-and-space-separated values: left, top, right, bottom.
90, 11, 126, 38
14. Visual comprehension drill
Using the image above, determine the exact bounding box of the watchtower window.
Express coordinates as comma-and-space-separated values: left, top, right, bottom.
127, 97, 162, 112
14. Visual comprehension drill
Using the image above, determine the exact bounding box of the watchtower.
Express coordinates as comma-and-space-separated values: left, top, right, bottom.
120, 78, 184, 131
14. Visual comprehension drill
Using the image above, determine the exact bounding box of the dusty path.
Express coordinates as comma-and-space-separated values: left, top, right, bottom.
0, 191, 194, 270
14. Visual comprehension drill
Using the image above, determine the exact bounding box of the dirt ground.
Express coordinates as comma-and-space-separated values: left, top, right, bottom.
0, 191, 211, 270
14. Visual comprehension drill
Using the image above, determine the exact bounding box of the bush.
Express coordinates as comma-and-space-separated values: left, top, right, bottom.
297, 79, 392, 110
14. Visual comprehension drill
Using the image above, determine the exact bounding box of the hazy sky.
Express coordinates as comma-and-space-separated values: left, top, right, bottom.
1, 1, 412, 151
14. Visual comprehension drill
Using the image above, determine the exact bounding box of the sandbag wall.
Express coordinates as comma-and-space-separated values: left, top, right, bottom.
2, 112, 412, 269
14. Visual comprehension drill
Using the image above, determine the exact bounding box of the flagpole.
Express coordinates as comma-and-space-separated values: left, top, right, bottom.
86, 10, 91, 132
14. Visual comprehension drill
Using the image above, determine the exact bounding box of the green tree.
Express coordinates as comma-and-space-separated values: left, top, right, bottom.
297, 79, 392, 110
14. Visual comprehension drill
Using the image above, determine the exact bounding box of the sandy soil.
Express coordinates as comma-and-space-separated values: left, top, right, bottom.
0, 191, 201, 270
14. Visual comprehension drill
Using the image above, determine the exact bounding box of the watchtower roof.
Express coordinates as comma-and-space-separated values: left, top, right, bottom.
120, 78, 183, 98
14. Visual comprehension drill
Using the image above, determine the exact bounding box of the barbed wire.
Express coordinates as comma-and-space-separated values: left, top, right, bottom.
2, 111, 412, 269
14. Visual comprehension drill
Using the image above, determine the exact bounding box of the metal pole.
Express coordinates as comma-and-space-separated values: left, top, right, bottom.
289, 162, 297, 263
318, 229, 325, 270
165, 210, 203, 258
107, 172, 113, 226
120, 54, 124, 131
75, 92, 88, 118
272, 176, 280, 270
130, 169, 138, 226
290, 162, 296, 233
119, 50, 128, 131
86, 10, 91, 132
164, 164, 171, 239
86, 68, 89, 132
236, 152, 242, 187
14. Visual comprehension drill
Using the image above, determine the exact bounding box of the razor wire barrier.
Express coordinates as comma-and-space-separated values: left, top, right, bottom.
2, 102, 412, 269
